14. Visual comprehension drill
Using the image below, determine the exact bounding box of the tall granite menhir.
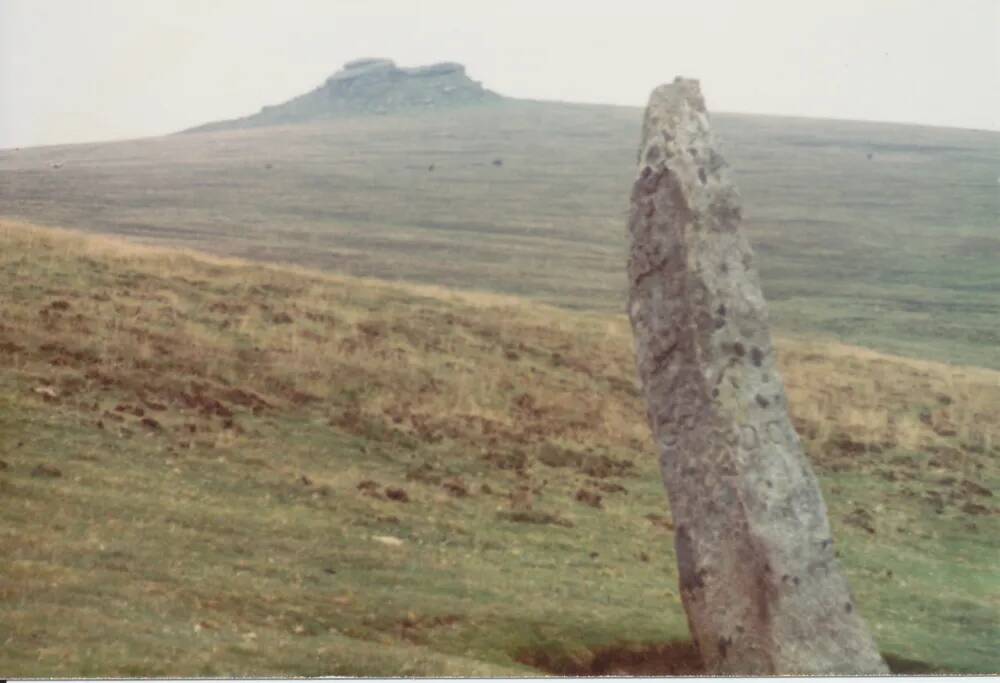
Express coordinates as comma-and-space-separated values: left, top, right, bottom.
626, 79, 887, 675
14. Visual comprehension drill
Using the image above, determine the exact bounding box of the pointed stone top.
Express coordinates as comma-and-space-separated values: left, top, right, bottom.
651, 76, 706, 113
640, 78, 710, 167
636, 77, 733, 215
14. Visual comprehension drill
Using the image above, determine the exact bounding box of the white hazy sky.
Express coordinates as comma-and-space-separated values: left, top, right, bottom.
2, 0, 998, 148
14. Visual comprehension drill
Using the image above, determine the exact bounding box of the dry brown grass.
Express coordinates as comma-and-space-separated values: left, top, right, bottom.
2, 218, 997, 470
3, 100, 998, 371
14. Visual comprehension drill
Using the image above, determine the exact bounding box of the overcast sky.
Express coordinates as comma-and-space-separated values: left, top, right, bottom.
2, 0, 998, 148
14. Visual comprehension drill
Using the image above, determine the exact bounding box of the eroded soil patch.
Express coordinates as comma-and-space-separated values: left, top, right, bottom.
519, 641, 703, 676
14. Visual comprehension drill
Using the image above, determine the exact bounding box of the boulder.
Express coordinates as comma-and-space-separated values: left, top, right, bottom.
326, 58, 396, 84
342, 57, 396, 70
402, 62, 465, 77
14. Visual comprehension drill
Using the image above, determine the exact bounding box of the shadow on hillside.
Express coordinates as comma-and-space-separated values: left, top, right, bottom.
518, 640, 941, 676
518, 641, 703, 676
883, 653, 943, 674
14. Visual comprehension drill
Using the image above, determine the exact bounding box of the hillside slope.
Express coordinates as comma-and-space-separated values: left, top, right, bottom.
1, 101, 997, 369
1, 221, 997, 676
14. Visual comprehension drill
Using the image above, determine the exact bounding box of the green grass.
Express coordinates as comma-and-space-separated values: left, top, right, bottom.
2, 378, 996, 676
0, 224, 997, 676
1, 100, 997, 368
0, 367, 695, 676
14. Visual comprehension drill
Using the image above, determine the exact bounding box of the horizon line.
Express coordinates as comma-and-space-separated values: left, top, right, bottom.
3, 95, 998, 152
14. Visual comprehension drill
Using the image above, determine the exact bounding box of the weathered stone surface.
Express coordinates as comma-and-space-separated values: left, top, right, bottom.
326, 58, 397, 83
626, 78, 887, 675
342, 57, 395, 71
402, 62, 465, 77
183, 58, 499, 134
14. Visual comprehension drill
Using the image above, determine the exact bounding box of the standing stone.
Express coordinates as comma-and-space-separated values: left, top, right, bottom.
626, 78, 888, 675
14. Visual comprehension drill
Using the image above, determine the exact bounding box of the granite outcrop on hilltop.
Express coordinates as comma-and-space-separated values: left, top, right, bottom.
184, 58, 500, 133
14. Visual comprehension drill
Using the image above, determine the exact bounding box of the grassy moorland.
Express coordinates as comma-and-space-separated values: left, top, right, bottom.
0, 100, 997, 369
0, 221, 997, 676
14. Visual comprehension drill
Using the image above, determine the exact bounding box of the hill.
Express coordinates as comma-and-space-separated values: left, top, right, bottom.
0, 98, 997, 370
1, 221, 997, 676
182, 58, 501, 133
